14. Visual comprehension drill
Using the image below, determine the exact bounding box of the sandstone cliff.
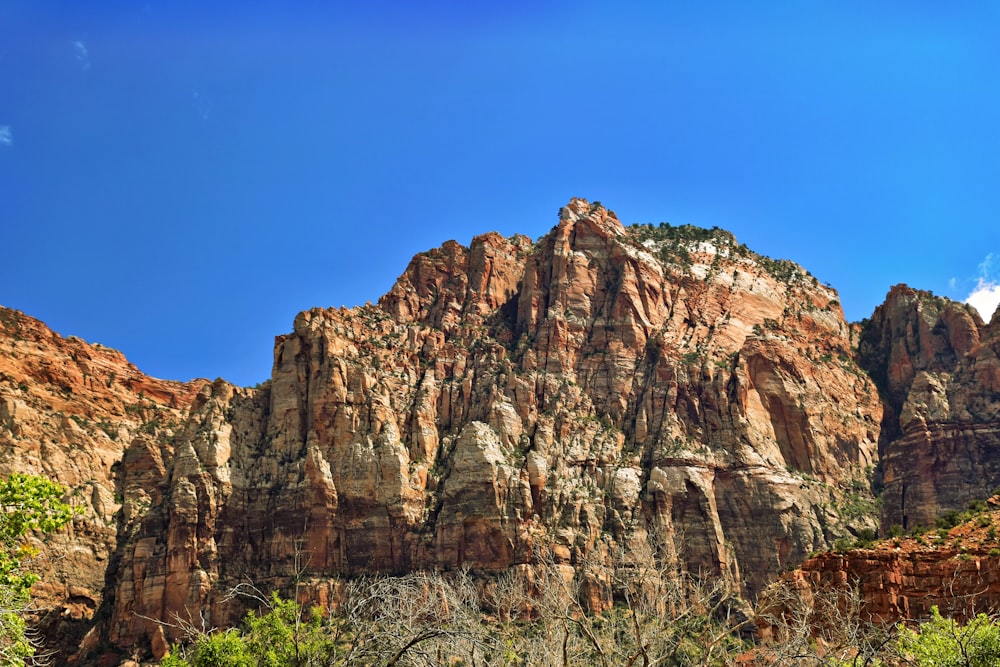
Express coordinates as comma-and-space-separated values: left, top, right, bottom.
858, 285, 1000, 530
0, 307, 207, 656
65, 199, 886, 662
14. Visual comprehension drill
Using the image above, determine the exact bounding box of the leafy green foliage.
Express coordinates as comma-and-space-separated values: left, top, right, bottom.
938, 510, 965, 530
898, 606, 1000, 666
161, 630, 250, 667
163, 594, 334, 667
0, 473, 75, 666
242, 595, 334, 667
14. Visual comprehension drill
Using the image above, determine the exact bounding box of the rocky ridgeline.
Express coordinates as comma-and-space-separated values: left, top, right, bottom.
1, 199, 997, 664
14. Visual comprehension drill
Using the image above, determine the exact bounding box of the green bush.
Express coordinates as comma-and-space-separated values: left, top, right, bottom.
162, 630, 250, 667
938, 510, 964, 530
898, 606, 1000, 666
969, 499, 989, 514
854, 527, 877, 549
0, 474, 76, 666
163, 594, 334, 667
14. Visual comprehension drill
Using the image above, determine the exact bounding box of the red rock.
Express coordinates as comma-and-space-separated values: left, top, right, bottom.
1, 201, 928, 661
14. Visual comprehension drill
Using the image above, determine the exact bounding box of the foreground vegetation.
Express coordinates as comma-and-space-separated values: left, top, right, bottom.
157, 565, 1000, 667
0, 473, 75, 666
4, 471, 1000, 666
162, 556, 750, 667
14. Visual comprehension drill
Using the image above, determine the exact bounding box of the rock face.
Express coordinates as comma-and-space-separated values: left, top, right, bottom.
0, 308, 207, 657
787, 547, 1000, 626
12, 202, 1000, 664
33, 199, 1000, 664
75, 199, 885, 661
858, 285, 1000, 530
780, 499, 1000, 626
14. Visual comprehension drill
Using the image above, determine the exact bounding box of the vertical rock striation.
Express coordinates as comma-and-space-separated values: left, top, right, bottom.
33, 200, 1000, 662
0, 307, 206, 659
87, 199, 883, 659
858, 285, 1000, 530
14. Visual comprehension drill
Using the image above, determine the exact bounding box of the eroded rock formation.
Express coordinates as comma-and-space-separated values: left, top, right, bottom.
779, 498, 1000, 626
13, 199, 998, 664
858, 285, 1000, 530
0, 308, 207, 657
68, 199, 884, 662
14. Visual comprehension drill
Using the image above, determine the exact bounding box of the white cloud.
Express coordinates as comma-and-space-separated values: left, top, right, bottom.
966, 280, 1000, 321
73, 40, 90, 70
965, 253, 1000, 321
0, 125, 10, 146
980, 253, 995, 278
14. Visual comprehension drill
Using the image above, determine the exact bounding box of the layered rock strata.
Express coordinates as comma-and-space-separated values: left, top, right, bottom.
858, 285, 1000, 530
780, 500, 1000, 626
0, 307, 206, 657
82, 199, 884, 660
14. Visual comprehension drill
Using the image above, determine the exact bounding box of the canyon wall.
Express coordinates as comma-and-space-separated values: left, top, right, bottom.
0, 307, 207, 655
858, 285, 1000, 530
5, 199, 997, 664
781, 498, 1000, 626
88, 200, 883, 661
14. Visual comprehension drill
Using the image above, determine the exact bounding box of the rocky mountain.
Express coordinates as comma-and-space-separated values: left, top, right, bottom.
1, 199, 997, 664
770, 285, 1000, 630
857, 285, 1000, 531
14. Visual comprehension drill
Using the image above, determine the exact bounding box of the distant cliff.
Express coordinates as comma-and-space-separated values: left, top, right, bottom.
1, 199, 996, 664
858, 285, 1000, 531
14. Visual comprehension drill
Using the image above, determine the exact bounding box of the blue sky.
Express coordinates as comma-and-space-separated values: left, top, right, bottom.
2, 2, 999, 386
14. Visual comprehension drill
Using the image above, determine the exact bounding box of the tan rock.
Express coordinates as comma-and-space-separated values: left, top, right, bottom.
2, 201, 899, 661
0, 307, 206, 663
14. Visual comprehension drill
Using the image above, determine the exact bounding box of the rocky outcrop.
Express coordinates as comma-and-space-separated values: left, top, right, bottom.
0, 307, 206, 660
780, 499, 1000, 626
73, 199, 884, 662
858, 285, 1000, 530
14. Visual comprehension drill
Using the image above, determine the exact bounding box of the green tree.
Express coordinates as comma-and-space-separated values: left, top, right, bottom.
0, 473, 75, 666
163, 594, 335, 667
161, 630, 251, 667
898, 606, 1000, 667
242, 594, 335, 667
